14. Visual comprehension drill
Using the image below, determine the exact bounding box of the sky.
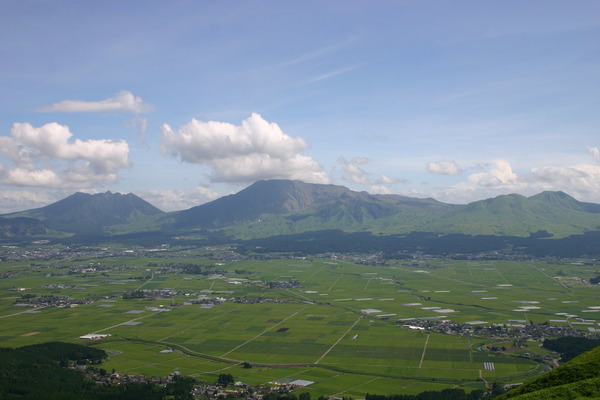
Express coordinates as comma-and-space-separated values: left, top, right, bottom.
1, 0, 599, 213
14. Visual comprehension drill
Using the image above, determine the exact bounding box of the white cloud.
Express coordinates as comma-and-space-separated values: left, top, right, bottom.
429, 152, 600, 204
527, 164, 600, 198
370, 185, 392, 195
467, 160, 519, 188
0, 122, 130, 188
140, 186, 222, 212
160, 113, 330, 184
0, 167, 61, 187
338, 156, 402, 186
427, 160, 525, 203
380, 174, 396, 184
37, 90, 153, 113
427, 160, 462, 176
588, 146, 600, 162
338, 156, 371, 184
0, 190, 59, 214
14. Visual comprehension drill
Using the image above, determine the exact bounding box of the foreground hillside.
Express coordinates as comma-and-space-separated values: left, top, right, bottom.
498, 345, 600, 400
0, 342, 194, 399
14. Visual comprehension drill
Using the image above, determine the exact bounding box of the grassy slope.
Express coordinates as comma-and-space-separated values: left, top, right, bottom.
418, 193, 600, 238
498, 345, 600, 400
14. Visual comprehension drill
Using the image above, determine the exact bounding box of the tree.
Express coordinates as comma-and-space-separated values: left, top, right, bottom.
217, 373, 234, 386
299, 392, 311, 400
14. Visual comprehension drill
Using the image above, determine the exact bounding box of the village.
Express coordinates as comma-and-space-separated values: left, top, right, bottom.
76, 363, 317, 400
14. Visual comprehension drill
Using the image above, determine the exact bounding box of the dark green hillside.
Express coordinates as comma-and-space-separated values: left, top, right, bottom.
373, 193, 455, 210
219, 187, 600, 241
0, 216, 47, 237
223, 196, 435, 239
497, 345, 600, 400
180, 180, 456, 238
7, 191, 164, 234
0, 342, 193, 399
174, 179, 390, 228
542, 337, 600, 362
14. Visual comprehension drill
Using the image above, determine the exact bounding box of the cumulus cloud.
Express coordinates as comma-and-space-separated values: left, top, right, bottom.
159, 113, 330, 184
430, 150, 600, 204
428, 160, 525, 203
527, 164, 600, 197
467, 160, 519, 188
140, 186, 222, 212
338, 156, 402, 186
338, 157, 371, 184
427, 160, 462, 176
0, 122, 130, 188
0, 190, 56, 214
37, 90, 153, 113
0, 190, 61, 214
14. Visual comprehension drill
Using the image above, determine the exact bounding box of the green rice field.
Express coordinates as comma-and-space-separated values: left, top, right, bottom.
1, 249, 598, 397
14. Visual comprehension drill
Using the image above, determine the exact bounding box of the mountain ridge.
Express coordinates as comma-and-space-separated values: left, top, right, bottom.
4, 191, 164, 234
2, 180, 600, 247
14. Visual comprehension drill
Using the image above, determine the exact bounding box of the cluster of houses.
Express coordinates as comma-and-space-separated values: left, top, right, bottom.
14, 294, 94, 308
398, 318, 600, 340
191, 379, 314, 400
75, 365, 180, 387
75, 363, 315, 400
229, 296, 301, 305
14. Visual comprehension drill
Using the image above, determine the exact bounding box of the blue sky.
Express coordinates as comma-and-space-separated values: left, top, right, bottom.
1, 0, 599, 212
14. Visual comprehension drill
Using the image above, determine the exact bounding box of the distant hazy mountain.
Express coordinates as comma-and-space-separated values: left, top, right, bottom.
2, 180, 600, 246
3, 192, 164, 234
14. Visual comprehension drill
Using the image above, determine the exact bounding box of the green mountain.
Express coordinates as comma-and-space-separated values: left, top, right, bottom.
417, 191, 600, 238
169, 180, 455, 238
2, 181, 600, 248
4, 191, 165, 235
199, 181, 600, 240
497, 345, 600, 400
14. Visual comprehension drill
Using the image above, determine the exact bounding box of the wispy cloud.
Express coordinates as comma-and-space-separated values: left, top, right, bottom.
302, 65, 359, 85
276, 36, 358, 69
37, 90, 153, 113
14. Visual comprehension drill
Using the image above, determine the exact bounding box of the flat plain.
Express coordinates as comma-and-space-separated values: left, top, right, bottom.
0, 246, 598, 397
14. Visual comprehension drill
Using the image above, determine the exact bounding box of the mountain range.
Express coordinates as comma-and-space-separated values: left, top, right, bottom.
2, 180, 600, 255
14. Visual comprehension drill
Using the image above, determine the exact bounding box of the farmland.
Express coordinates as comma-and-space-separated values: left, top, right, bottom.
0, 244, 598, 397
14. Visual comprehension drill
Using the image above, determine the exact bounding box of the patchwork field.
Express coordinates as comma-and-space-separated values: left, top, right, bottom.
0, 248, 598, 397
